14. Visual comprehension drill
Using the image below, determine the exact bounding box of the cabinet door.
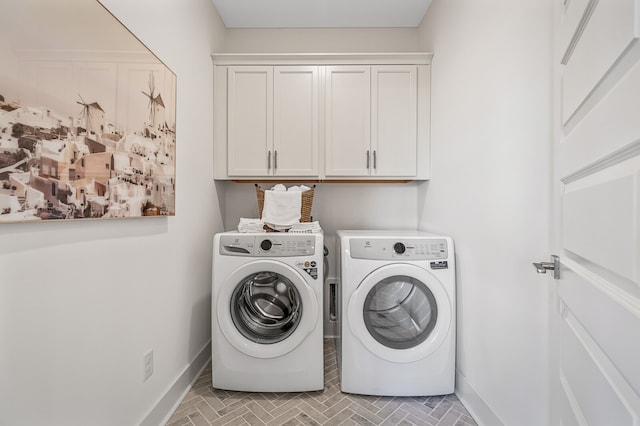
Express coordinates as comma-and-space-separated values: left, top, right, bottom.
325, 66, 371, 176
227, 66, 273, 176
371, 65, 417, 177
273, 66, 319, 176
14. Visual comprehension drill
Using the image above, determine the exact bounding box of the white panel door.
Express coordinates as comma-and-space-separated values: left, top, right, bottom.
371, 65, 417, 177
325, 66, 371, 177
551, 0, 640, 424
227, 66, 273, 176
273, 66, 319, 176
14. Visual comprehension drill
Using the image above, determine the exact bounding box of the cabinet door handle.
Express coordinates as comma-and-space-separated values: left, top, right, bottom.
366, 150, 370, 169
274, 150, 278, 170
373, 150, 377, 169
267, 151, 271, 170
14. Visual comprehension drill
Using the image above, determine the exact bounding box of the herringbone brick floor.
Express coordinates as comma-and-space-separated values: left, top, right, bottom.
166, 340, 477, 426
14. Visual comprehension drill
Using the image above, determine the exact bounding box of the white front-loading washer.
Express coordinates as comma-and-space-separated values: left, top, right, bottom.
212, 231, 324, 392
337, 230, 455, 396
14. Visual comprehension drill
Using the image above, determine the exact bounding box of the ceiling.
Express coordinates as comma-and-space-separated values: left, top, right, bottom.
210, 0, 433, 28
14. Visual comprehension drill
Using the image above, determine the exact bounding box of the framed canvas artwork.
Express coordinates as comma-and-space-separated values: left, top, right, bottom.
0, 0, 176, 222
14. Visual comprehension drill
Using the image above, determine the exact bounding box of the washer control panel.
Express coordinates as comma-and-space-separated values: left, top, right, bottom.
219, 234, 316, 257
349, 237, 448, 260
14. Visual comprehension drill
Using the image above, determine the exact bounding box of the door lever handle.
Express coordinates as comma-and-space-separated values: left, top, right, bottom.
532, 255, 560, 279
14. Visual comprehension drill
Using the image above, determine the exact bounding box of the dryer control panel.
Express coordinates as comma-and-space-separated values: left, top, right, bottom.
219, 234, 316, 257
349, 238, 448, 260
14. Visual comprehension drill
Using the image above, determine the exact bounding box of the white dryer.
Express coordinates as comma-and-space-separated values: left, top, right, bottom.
212, 231, 324, 392
337, 230, 455, 396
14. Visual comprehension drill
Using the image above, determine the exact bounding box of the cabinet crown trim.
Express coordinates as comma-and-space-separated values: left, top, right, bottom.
212, 52, 433, 66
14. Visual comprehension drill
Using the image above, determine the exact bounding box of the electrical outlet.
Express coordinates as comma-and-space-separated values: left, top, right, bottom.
143, 349, 154, 382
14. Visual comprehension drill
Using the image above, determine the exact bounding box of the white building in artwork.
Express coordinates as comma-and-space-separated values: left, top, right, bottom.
79, 101, 105, 136
151, 93, 165, 132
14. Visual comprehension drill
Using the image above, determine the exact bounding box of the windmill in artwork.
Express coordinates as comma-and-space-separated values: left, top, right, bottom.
76, 95, 104, 137
141, 72, 165, 134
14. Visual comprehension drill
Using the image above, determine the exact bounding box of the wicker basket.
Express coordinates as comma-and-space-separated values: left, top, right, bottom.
255, 184, 315, 231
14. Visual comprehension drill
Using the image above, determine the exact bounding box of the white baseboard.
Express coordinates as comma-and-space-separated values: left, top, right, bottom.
140, 341, 212, 426
455, 369, 504, 426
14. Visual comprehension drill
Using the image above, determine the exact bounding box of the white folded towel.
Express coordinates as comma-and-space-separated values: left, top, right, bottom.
261, 190, 301, 229
288, 185, 311, 192
289, 221, 322, 234
271, 184, 287, 192
237, 217, 266, 233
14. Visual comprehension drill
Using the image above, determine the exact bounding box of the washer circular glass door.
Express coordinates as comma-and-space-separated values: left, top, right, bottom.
348, 263, 451, 363
217, 259, 319, 359
230, 271, 301, 344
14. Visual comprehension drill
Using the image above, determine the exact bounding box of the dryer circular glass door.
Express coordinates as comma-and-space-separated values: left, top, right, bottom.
348, 263, 452, 363
217, 259, 319, 359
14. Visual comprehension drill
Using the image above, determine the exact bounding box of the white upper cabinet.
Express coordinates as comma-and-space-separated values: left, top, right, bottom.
227, 66, 273, 176
325, 65, 418, 177
325, 66, 371, 176
371, 65, 417, 177
273, 66, 319, 176
226, 66, 319, 177
213, 53, 431, 181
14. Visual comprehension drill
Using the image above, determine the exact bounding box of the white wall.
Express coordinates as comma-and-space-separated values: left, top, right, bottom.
417, 0, 551, 425
224, 28, 421, 53
0, 0, 226, 425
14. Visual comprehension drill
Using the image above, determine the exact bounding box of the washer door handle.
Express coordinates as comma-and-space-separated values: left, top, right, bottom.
224, 245, 251, 254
